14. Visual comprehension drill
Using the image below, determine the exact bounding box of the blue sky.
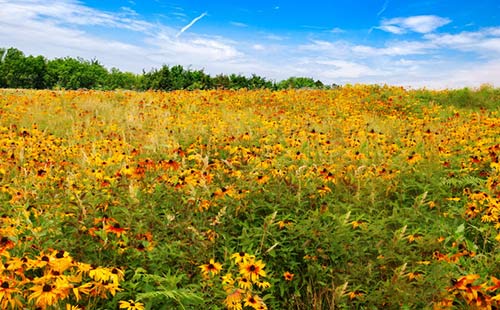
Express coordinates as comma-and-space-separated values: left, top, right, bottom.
1, 0, 499, 88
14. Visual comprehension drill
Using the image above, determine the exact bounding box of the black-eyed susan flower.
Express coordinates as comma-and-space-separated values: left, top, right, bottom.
239, 258, 266, 282
237, 276, 252, 290
119, 299, 145, 310
487, 276, 500, 292
66, 304, 83, 310
28, 283, 62, 308
221, 273, 235, 287
452, 274, 483, 302
0, 280, 23, 309
231, 252, 254, 264
255, 280, 271, 289
224, 288, 243, 310
105, 223, 127, 237
244, 293, 264, 309
283, 271, 294, 281
199, 259, 222, 277
89, 267, 124, 285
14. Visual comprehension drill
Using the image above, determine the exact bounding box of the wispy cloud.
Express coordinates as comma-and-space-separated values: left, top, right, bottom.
230, 21, 248, 28
424, 27, 500, 55
330, 27, 345, 34
176, 12, 207, 38
379, 15, 451, 34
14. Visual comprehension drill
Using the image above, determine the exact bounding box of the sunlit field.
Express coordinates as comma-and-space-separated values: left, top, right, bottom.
0, 86, 499, 309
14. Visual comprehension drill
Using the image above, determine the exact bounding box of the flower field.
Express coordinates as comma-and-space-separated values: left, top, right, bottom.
0, 86, 499, 309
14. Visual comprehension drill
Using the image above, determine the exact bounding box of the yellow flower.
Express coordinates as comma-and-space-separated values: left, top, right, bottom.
239, 258, 266, 282
244, 293, 264, 309
222, 272, 234, 283
199, 258, 222, 276
89, 267, 124, 285
255, 280, 271, 289
28, 283, 62, 308
231, 252, 254, 264
237, 276, 252, 290
119, 299, 145, 310
224, 288, 243, 310
0, 280, 23, 309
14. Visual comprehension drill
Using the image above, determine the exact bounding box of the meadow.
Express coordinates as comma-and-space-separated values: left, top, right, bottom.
0, 85, 499, 309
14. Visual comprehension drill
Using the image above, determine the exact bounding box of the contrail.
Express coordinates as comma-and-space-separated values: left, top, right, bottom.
176, 12, 207, 38
377, 0, 389, 16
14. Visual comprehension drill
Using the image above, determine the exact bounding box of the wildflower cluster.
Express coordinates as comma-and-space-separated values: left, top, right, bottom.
436, 274, 500, 309
0, 248, 123, 309
1, 87, 499, 308
200, 253, 271, 310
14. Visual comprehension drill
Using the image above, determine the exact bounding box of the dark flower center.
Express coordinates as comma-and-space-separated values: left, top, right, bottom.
56, 250, 65, 258
42, 284, 52, 292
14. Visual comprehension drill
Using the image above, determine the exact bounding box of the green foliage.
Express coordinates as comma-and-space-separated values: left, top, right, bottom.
413, 85, 500, 110
120, 268, 204, 310
105, 68, 140, 90
0, 48, 47, 89
45, 57, 108, 89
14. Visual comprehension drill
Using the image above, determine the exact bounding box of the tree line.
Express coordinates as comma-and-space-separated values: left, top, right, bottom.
0, 47, 335, 91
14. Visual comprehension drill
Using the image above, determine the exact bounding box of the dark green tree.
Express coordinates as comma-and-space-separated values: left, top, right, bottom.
248, 74, 273, 89
212, 74, 231, 89
46, 57, 107, 89
1, 48, 48, 89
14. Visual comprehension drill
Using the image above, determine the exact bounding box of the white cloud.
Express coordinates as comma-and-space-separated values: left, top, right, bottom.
379, 15, 451, 34
353, 40, 435, 56
378, 25, 406, 34
425, 27, 500, 55
252, 44, 265, 51
314, 59, 378, 78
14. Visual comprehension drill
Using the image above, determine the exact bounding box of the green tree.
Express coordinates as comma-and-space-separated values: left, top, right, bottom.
185, 69, 212, 90
248, 74, 273, 89
105, 68, 139, 90
0, 48, 49, 89
276, 76, 323, 89
212, 74, 231, 89
46, 57, 107, 89
21, 55, 47, 89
